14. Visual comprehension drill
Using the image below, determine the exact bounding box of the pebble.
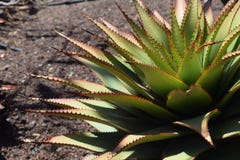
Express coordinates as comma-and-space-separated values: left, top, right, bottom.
28, 120, 36, 129
41, 123, 47, 127
56, 147, 63, 152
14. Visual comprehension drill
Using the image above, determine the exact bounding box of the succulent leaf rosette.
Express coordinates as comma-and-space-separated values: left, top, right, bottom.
31, 0, 240, 159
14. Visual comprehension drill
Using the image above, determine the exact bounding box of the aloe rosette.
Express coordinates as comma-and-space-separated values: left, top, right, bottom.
30, 0, 240, 159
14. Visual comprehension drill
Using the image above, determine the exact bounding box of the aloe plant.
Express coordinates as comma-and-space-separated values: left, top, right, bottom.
30, 0, 240, 159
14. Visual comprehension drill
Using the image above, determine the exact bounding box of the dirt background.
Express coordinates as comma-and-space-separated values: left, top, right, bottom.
0, 0, 223, 159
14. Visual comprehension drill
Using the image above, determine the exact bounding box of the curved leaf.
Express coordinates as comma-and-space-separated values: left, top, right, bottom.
205, 0, 239, 64
29, 109, 150, 133
181, 0, 203, 44
85, 121, 117, 133
202, 0, 238, 67
210, 116, 240, 140
112, 129, 181, 154
213, 24, 240, 63
83, 92, 180, 121
176, 51, 202, 84
55, 30, 110, 62
174, 110, 221, 147
167, 86, 213, 116
141, 43, 176, 74
63, 51, 149, 97
195, 61, 227, 95
195, 137, 240, 160
100, 18, 140, 47
43, 132, 125, 152
218, 79, 240, 109
29, 74, 110, 92
132, 63, 189, 98
99, 126, 187, 159
111, 144, 164, 160
136, 0, 169, 48
91, 18, 152, 64
163, 134, 211, 160
171, 1, 186, 57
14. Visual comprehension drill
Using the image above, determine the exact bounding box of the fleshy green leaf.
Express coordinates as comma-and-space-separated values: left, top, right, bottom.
62, 50, 150, 97
29, 74, 110, 92
203, 0, 239, 65
170, 1, 186, 57
112, 128, 182, 154
103, 51, 142, 84
218, 79, 240, 109
117, 3, 155, 51
55, 30, 110, 62
85, 121, 117, 133
111, 144, 164, 160
46, 99, 140, 130
91, 18, 152, 64
175, 110, 221, 148
81, 57, 131, 94
40, 98, 121, 111
219, 90, 240, 118
144, 37, 178, 71
210, 116, 240, 140
195, 61, 227, 95
100, 18, 140, 47
82, 92, 180, 121
167, 86, 213, 116
30, 109, 151, 133
195, 137, 240, 160
136, 0, 169, 48
181, 0, 203, 44
138, 40, 176, 74
163, 134, 211, 160
132, 63, 189, 98
98, 126, 187, 159
153, 9, 171, 29
176, 51, 202, 84
213, 24, 240, 63
40, 98, 93, 109
43, 132, 125, 152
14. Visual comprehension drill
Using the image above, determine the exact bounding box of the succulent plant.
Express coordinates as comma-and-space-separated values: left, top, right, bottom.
30, 0, 239, 159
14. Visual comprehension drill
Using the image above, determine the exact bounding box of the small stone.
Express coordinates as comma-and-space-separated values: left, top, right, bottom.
56, 147, 63, 152
28, 120, 36, 129
32, 133, 41, 137
41, 123, 47, 127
